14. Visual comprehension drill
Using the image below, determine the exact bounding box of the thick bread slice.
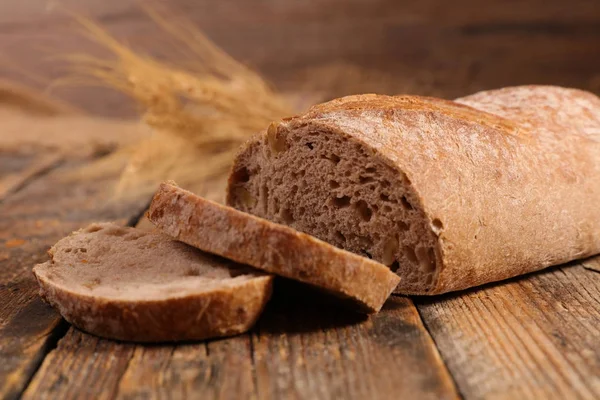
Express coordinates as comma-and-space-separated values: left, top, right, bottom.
32, 223, 273, 342
226, 85, 600, 295
147, 182, 400, 313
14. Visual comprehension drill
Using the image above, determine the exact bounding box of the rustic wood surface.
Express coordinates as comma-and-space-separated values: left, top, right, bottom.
22, 290, 458, 400
1, 0, 600, 399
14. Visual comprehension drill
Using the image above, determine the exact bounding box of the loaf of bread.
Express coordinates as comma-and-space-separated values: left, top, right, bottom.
148, 182, 400, 313
227, 85, 600, 294
33, 223, 273, 342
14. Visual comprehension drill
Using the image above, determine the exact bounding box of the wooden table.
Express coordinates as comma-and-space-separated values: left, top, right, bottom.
2, 1, 600, 399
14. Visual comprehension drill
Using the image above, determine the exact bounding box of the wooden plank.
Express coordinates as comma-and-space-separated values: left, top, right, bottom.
0, 152, 150, 400
416, 262, 600, 399
23, 281, 459, 400
251, 287, 458, 400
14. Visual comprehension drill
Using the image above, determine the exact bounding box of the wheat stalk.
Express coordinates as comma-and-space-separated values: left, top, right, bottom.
64, 6, 293, 196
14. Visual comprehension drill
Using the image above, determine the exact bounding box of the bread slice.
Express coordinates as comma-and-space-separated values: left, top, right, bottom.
32, 223, 273, 342
147, 182, 400, 313
226, 86, 600, 295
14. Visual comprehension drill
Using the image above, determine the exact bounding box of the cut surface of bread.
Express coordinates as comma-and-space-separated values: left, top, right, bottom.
147, 182, 400, 313
226, 86, 600, 295
32, 223, 273, 342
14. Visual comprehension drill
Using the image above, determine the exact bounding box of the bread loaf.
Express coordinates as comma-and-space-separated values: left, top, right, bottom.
147, 182, 400, 313
33, 223, 273, 342
226, 85, 600, 294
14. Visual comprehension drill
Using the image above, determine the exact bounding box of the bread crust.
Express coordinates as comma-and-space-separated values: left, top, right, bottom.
148, 182, 400, 313
227, 86, 600, 294
33, 223, 273, 342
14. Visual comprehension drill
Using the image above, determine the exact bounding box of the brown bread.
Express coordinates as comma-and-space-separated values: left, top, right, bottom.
226, 85, 600, 294
32, 223, 273, 342
147, 182, 400, 313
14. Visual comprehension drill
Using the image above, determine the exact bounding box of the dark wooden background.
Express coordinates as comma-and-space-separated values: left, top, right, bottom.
1, 0, 600, 116
2, 1, 600, 399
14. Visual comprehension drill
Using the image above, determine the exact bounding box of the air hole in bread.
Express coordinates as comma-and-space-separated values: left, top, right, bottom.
358, 235, 373, 248
390, 261, 400, 272
359, 176, 375, 184
398, 221, 410, 231
232, 167, 251, 183
365, 167, 376, 173
306, 142, 314, 150
416, 247, 436, 273
292, 170, 306, 179
431, 218, 443, 234
233, 187, 257, 208
381, 180, 390, 188
281, 208, 294, 223
274, 198, 280, 214
404, 245, 418, 263
321, 153, 341, 164
329, 180, 340, 189
332, 195, 351, 208
425, 274, 433, 286
299, 206, 306, 215
400, 196, 414, 210
361, 250, 373, 259
344, 170, 351, 177
79, 248, 87, 253
335, 231, 346, 242
267, 123, 288, 154
291, 185, 298, 195
382, 236, 399, 266
383, 205, 392, 213
354, 200, 372, 222
380, 193, 391, 202
65, 248, 72, 253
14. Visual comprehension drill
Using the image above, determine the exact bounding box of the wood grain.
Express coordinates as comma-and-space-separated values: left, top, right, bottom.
23, 285, 459, 400
251, 288, 458, 400
416, 262, 600, 399
0, 152, 149, 400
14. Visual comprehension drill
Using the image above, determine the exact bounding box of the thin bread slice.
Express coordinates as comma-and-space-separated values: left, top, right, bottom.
32, 223, 273, 342
147, 182, 400, 313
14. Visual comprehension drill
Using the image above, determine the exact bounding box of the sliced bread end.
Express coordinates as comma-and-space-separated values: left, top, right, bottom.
32, 223, 273, 342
